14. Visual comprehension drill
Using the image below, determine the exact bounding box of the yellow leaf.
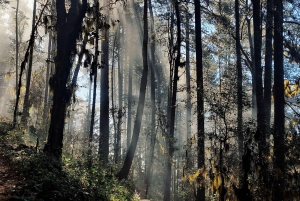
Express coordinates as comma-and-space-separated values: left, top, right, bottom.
9, 88, 15, 96
217, 174, 222, 187
284, 51, 289, 57
205, 149, 210, 157
284, 80, 290, 87
159, 144, 165, 154
20, 86, 26, 94
190, 136, 196, 144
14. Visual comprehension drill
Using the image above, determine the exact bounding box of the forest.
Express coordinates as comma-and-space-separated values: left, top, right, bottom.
0, 0, 298, 200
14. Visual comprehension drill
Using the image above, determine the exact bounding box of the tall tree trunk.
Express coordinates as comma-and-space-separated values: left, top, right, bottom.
115, 27, 123, 163
185, 9, 192, 169
86, 80, 92, 143
15, 0, 19, 105
235, 0, 244, 186
111, 31, 118, 158
195, 0, 205, 199
246, 16, 256, 119
42, 31, 52, 139
164, 4, 174, 199
252, 0, 268, 194
99, 12, 110, 162
22, 0, 37, 125
194, 0, 205, 198
263, 1, 273, 193
88, 0, 100, 164
43, 0, 87, 157
163, 1, 180, 200
116, 0, 148, 180
264, 0, 273, 142
145, 0, 156, 195
272, 0, 285, 199
13, 0, 19, 126
126, 58, 133, 151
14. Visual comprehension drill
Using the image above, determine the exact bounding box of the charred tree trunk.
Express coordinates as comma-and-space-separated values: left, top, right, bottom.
43, 0, 87, 158
235, 0, 244, 187
272, 0, 285, 199
15, 0, 19, 107
13, 0, 19, 126
116, 0, 148, 180
99, 13, 110, 162
195, 0, 205, 199
264, 0, 273, 142
252, 0, 268, 195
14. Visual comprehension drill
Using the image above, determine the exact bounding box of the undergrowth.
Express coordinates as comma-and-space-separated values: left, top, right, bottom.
0, 121, 139, 201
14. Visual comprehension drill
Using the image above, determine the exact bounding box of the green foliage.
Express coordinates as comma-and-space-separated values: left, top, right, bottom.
64, 156, 140, 201
13, 153, 91, 201
0, 121, 139, 201
10, 151, 139, 201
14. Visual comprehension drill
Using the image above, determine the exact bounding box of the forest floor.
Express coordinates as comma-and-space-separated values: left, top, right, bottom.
0, 139, 23, 201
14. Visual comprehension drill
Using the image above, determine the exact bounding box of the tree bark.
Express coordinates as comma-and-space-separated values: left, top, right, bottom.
99, 11, 110, 162
185, 10, 192, 154
115, 27, 123, 163
111, 30, 118, 159
235, 0, 244, 187
264, 0, 273, 141
42, 31, 52, 139
89, 0, 100, 164
252, 0, 268, 194
15, 0, 19, 117
272, 0, 285, 199
126, 56, 133, 152
195, 0, 205, 199
145, 0, 156, 196
246, 17, 257, 119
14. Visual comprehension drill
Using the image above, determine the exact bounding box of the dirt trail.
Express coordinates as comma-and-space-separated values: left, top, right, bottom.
0, 142, 21, 201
